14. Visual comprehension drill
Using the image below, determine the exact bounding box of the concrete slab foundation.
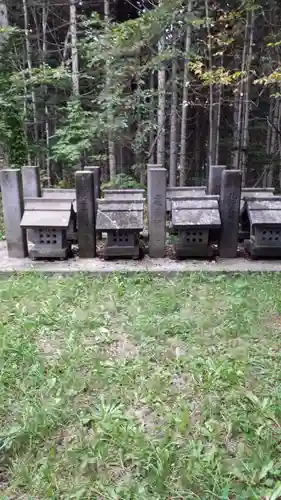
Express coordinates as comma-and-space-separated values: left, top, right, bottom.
1, 241, 281, 275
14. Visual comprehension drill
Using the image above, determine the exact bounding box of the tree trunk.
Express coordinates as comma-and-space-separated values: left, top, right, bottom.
194, 105, 201, 179
157, 25, 165, 166
214, 57, 223, 165
265, 95, 279, 187
264, 96, 274, 187
22, 0, 38, 164
278, 99, 281, 189
149, 71, 156, 164
205, 0, 214, 168
277, 96, 281, 189
179, 0, 192, 186
232, 72, 240, 170
104, 0, 116, 179
70, 0, 79, 96
42, 1, 51, 186
169, 58, 177, 186
232, 9, 254, 186
0, 2, 8, 166
233, 43, 247, 173
0, 2, 8, 51
240, 10, 254, 186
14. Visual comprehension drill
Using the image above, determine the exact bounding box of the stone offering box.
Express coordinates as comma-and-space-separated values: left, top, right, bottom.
171, 196, 221, 258
166, 187, 206, 213
20, 198, 76, 260
242, 196, 281, 258
96, 198, 144, 259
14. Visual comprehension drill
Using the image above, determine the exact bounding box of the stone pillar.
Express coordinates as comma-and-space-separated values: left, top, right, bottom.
208, 165, 226, 195
147, 164, 163, 169
85, 166, 101, 239
75, 170, 96, 258
219, 170, 242, 258
0, 169, 28, 258
22, 165, 41, 198
147, 167, 166, 258
84, 166, 101, 200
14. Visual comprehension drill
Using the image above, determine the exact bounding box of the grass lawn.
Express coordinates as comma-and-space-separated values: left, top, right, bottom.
1, 273, 281, 499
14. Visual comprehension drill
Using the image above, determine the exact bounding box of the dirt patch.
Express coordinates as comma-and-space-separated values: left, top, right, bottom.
108, 465, 132, 483
0, 467, 9, 492
189, 400, 202, 427
171, 372, 195, 393
37, 334, 64, 360
55, 425, 78, 451
165, 337, 187, 358
130, 405, 157, 433
106, 336, 138, 360
266, 314, 281, 330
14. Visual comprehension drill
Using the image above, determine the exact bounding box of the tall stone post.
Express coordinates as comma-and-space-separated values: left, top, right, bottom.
147, 163, 163, 171
0, 169, 28, 258
22, 165, 42, 244
75, 170, 96, 258
85, 166, 101, 239
147, 167, 166, 258
22, 165, 41, 198
219, 170, 242, 258
84, 166, 101, 201
208, 165, 226, 195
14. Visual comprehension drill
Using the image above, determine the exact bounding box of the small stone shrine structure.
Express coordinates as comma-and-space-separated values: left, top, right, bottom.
240, 188, 275, 213
171, 196, 221, 258
96, 198, 144, 259
166, 187, 206, 212
41, 190, 77, 241
43, 188, 77, 213
103, 189, 145, 200
20, 198, 76, 260
243, 196, 281, 258
240, 189, 275, 241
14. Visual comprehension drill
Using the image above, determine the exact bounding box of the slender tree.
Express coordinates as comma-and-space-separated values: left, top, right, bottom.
179, 0, 192, 186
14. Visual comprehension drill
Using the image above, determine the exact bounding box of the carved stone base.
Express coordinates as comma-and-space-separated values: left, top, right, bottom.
245, 239, 281, 259
29, 245, 70, 260
104, 244, 141, 260
174, 243, 214, 259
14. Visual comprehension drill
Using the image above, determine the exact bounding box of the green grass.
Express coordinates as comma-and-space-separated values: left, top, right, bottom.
1, 273, 281, 499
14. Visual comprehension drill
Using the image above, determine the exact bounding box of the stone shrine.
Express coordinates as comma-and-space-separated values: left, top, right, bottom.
96, 198, 144, 259
20, 198, 75, 260
171, 196, 221, 258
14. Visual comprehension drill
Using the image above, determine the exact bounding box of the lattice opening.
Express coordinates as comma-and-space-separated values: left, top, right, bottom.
261, 229, 280, 242
112, 231, 130, 244
185, 231, 204, 244
39, 228, 58, 245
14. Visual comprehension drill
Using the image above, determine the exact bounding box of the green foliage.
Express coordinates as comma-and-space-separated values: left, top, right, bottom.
3, 103, 28, 167
2, 0, 280, 184
51, 100, 96, 168
0, 27, 28, 166
255, 70, 281, 86
79, 2, 199, 162
102, 173, 145, 190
